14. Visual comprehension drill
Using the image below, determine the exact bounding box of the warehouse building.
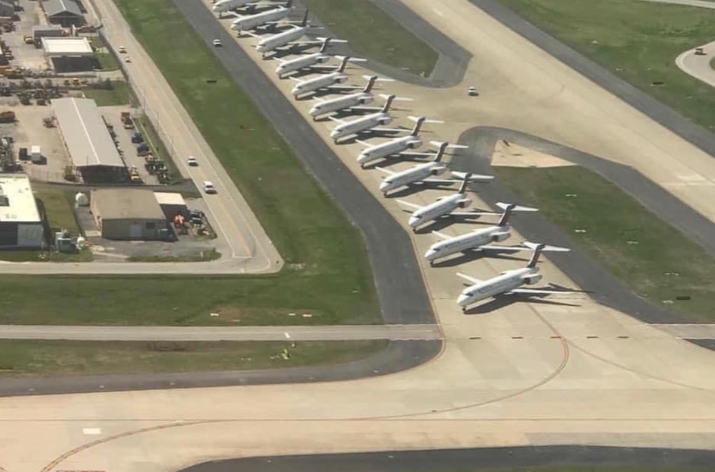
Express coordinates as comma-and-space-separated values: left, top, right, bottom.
43, 0, 84, 27
154, 192, 188, 219
42, 37, 93, 71
33, 25, 66, 43
53, 98, 127, 183
0, 174, 45, 249
91, 189, 168, 240
0, 0, 17, 18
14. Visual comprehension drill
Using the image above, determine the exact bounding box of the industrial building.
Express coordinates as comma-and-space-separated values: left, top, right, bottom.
33, 25, 65, 43
0, 0, 17, 18
53, 98, 127, 183
42, 37, 93, 71
0, 174, 45, 249
43, 0, 84, 27
91, 189, 168, 240
155, 192, 188, 219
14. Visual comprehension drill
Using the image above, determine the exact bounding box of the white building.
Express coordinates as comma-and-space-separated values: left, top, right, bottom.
0, 174, 44, 249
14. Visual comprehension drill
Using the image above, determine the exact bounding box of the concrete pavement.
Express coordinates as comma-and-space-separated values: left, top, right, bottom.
0, 324, 442, 341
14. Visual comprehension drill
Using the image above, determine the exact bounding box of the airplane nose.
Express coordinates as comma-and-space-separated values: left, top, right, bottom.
379, 181, 390, 192
408, 215, 420, 228
457, 293, 470, 306
424, 247, 437, 261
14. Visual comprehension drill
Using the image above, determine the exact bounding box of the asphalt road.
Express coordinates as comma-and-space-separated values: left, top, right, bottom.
174, 0, 435, 326
0, 324, 442, 341
0, 340, 440, 398
180, 446, 715, 472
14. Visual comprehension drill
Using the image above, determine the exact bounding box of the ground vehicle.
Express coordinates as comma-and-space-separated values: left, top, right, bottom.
213, 39, 222, 47
118, 46, 127, 53
124, 56, 131, 63
187, 156, 198, 166
203, 181, 217, 194
467, 86, 478, 96
131, 132, 144, 143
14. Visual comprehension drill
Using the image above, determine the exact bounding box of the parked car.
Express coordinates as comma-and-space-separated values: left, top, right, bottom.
213, 39, 222, 47
203, 181, 217, 194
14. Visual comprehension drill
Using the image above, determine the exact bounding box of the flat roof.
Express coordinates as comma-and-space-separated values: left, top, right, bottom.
0, 174, 41, 223
154, 192, 186, 206
53, 98, 125, 168
93, 189, 165, 220
44, 0, 82, 18
42, 37, 92, 56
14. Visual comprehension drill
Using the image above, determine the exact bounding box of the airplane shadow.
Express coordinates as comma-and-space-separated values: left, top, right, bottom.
386, 182, 460, 199
463, 294, 582, 315
431, 250, 528, 268
414, 217, 495, 234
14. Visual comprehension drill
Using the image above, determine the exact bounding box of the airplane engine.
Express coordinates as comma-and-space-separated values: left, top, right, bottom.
430, 167, 447, 176
407, 141, 421, 149
458, 198, 472, 209
379, 117, 391, 125
523, 274, 543, 285
491, 232, 511, 242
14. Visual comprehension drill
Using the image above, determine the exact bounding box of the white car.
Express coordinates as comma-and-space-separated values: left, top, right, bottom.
213, 39, 222, 47
203, 181, 217, 194
118, 46, 127, 54
187, 156, 198, 166
124, 56, 131, 63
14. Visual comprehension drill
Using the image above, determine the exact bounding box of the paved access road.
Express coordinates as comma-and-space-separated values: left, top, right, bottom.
0, 324, 442, 341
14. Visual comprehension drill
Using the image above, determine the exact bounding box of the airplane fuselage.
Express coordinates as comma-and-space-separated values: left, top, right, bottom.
357, 136, 422, 166
458, 268, 541, 307
309, 92, 373, 117
232, 7, 293, 31
292, 72, 347, 97
276, 53, 329, 77
257, 26, 307, 53
330, 112, 391, 140
379, 162, 446, 194
425, 225, 511, 262
408, 193, 472, 229
213, 0, 254, 13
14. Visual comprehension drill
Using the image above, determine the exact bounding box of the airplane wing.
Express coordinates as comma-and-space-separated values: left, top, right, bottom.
326, 84, 363, 92
431, 230, 452, 241
367, 127, 410, 134
456, 273, 482, 285
451, 171, 495, 182
374, 167, 395, 176
396, 200, 423, 211
243, 31, 262, 39
478, 245, 533, 252
397, 151, 437, 158
349, 106, 382, 113
421, 178, 462, 185
355, 139, 373, 147
328, 116, 346, 124
505, 288, 579, 296
449, 211, 500, 218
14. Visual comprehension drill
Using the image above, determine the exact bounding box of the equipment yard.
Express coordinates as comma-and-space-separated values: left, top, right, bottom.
5, 0, 715, 470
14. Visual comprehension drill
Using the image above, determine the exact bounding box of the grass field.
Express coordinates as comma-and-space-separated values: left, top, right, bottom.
0, 0, 379, 327
94, 52, 120, 71
494, 165, 715, 322
84, 80, 131, 106
0, 340, 386, 377
464, 468, 715, 472
302, 0, 438, 77
497, 0, 715, 132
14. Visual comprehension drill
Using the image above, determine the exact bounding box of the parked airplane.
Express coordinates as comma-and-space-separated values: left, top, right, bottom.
376, 142, 492, 196
328, 95, 404, 141
274, 38, 348, 78
290, 56, 361, 97
251, 11, 325, 56
356, 117, 445, 167
309, 76, 402, 118
231, 0, 294, 34
213, 0, 278, 15
397, 174, 492, 231
456, 243, 573, 312
425, 202, 539, 265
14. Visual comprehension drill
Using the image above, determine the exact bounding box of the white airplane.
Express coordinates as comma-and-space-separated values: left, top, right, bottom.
376, 142, 492, 196
290, 56, 362, 98
274, 38, 348, 78
213, 0, 278, 15
252, 11, 325, 56
231, 0, 294, 33
356, 117, 445, 168
456, 243, 574, 312
397, 174, 493, 231
309, 75, 403, 118
329, 95, 405, 141
425, 202, 541, 265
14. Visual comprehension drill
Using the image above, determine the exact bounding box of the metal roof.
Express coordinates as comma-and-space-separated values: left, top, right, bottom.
93, 189, 166, 221
0, 174, 41, 223
44, 0, 82, 18
52, 98, 125, 168
42, 37, 92, 56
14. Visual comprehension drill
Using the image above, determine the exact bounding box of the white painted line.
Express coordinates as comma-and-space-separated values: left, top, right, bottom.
433, 8, 445, 18
83, 428, 102, 435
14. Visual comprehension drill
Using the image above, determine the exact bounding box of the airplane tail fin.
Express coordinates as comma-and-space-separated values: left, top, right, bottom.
337, 55, 350, 73
301, 9, 309, 27
497, 203, 517, 226
319, 37, 331, 53
526, 243, 546, 268
458, 173, 473, 194
433, 142, 449, 162
287, 0, 294, 7
363, 75, 378, 93
380, 94, 396, 113
409, 116, 426, 136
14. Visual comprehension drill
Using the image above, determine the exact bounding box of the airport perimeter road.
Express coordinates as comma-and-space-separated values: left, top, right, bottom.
0, 0, 283, 276
0, 324, 442, 341
655, 323, 715, 339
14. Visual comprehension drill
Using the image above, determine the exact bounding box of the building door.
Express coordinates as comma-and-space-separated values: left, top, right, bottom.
129, 223, 142, 239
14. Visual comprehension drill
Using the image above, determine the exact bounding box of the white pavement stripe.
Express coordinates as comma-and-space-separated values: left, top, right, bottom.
0, 325, 442, 342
